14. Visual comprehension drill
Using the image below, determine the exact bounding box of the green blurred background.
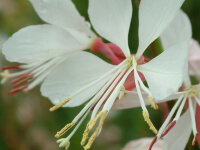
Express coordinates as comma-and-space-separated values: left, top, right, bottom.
0, 0, 200, 150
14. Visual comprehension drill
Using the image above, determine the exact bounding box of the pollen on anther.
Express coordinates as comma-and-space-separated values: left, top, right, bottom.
50, 97, 72, 112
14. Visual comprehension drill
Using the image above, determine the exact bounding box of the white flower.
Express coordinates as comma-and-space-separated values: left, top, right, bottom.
1, 0, 96, 94
41, 0, 187, 149
150, 74, 200, 150
148, 10, 200, 150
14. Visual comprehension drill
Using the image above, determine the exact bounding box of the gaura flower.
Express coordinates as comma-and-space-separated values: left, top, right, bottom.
40, 0, 187, 149
1, 0, 98, 94
149, 10, 200, 150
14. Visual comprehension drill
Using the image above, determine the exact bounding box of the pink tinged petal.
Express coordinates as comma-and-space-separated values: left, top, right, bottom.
112, 91, 181, 110
29, 0, 94, 38
188, 39, 200, 75
136, 0, 185, 57
163, 110, 192, 150
138, 42, 188, 100
41, 51, 115, 107
88, 0, 132, 57
161, 10, 192, 50
2, 25, 88, 63
112, 91, 148, 110
123, 138, 163, 150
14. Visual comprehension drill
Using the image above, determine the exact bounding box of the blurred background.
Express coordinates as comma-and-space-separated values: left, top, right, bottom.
0, 0, 200, 150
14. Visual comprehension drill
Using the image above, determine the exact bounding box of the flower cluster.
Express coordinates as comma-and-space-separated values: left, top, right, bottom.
1, 0, 199, 150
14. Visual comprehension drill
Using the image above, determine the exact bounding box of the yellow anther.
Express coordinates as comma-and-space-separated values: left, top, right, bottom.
148, 96, 159, 110
184, 86, 198, 98
55, 121, 76, 138
81, 111, 104, 146
49, 97, 72, 112
82, 110, 107, 150
0, 70, 10, 84
143, 111, 158, 134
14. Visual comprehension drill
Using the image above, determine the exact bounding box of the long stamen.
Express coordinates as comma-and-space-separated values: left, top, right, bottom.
102, 67, 134, 112
161, 120, 176, 137
174, 96, 187, 121
189, 98, 198, 146
134, 70, 157, 134
91, 67, 127, 119
134, 71, 158, 110
156, 95, 184, 138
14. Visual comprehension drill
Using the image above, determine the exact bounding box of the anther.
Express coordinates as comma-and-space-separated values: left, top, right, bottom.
148, 95, 159, 110
81, 111, 104, 146
50, 97, 72, 112
143, 111, 158, 134
0, 70, 10, 84
83, 111, 107, 150
55, 122, 76, 138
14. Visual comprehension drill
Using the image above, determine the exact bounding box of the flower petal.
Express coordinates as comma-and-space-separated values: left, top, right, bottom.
112, 91, 181, 110
88, 0, 132, 57
123, 138, 163, 150
29, 0, 95, 38
112, 91, 148, 110
138, 42, 188, 100
163, 110, 191, 150
161, 10, 192, 49
136, 0, 185, 57
188, 39, 200, 76
2, 25, 89, 63
41, 51, 115, 107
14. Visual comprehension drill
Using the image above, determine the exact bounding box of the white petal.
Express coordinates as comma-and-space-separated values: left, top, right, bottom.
188, 39, 200, 76
123, 138, 163, 150
161, 10, 192, 49
41, 51, 115, 107
88, 0, 132, 57
2, 25, 89, 63
112, 91, 148, 110
138, 42, 188, 100
29, 0, 95, 38
136, 0, 185, 57
112, 91, 181, 110
163, 110, 191, 150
